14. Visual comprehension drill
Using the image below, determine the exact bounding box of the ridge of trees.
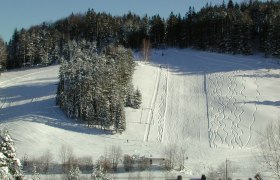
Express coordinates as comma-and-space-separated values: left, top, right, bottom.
0, 1, 279, 73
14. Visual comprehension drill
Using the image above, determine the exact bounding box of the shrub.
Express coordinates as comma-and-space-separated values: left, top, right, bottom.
123, 155, 134, 171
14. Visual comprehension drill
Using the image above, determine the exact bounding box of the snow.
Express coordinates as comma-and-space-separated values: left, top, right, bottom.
0, 49, 280, 179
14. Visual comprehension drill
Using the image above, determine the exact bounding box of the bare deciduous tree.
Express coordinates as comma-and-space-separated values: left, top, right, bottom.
163, 144, 178, 170
60, 145, 77, 173
258, 121, 280, 179
108, 145, 122, 171
96, 156, 112, 173
176, 146, 187, 171
162, 144, 188, 171
142, 38, 151, 61
207, 161, 237, 180
39, 149, 53, 174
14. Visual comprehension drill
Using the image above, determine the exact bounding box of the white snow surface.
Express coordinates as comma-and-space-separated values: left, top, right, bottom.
0, 49, 280, 178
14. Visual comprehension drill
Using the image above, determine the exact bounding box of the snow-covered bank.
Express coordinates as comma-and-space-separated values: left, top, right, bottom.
0, 49, 279, 178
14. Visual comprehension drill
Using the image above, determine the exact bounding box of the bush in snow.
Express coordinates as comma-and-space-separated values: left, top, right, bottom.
22, 150, 53, 174
255, 173, 263, 180
67, 165, 81, 180
91, 166, 112, 180
123, 155, 134, 172
31, 150, 53, 174
31, 164, 40, 180
137, 157, 149, 171
96, 156, 112, 173
77, 156, 93, 172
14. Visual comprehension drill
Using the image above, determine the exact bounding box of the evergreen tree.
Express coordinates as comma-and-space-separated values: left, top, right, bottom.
227, 0, 234, 9
0, 152, 12, 179
18, 29, 28, 67
133, 88, 142, 109
0, 130, 23, 179
68, 166, 81, 180
0, 37, 7, 71
166, 12, 180, 46
114, 100, 126, 133
149, 15, 165, 47
7, 29, 20, 68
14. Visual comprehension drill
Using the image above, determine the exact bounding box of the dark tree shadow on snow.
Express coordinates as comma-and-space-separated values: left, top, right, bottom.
244, 100, 280, 107
0, 82, 113, 136
142, 48, 280, 76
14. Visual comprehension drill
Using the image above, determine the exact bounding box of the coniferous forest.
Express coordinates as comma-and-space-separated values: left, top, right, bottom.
56, 41, 140, 132
0, 0, 279, 72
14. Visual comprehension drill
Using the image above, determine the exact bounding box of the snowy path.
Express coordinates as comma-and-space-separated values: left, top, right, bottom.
143, 66, 169, 143
163, 72, 208, 146
154, 67, 169, 143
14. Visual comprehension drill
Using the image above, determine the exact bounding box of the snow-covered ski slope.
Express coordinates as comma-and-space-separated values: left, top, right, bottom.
1, 49, 280, 177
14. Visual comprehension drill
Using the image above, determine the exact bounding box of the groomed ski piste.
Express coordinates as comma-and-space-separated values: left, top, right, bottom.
0, 48, 280, 179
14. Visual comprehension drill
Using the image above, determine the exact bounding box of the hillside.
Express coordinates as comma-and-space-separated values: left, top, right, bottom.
0, 48, 279, 178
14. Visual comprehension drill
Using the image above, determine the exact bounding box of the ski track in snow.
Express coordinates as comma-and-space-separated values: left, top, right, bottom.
207, 70, 261, 149
143, 65, 169, 143
143, 67, 160, 142
243, 74, 260, 147
156, 67, 169, 143
193, 52, 264, 149
207, 71, 250, 149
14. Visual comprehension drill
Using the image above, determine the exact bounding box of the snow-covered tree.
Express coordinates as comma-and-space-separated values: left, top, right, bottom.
0, 37, 7, 71
31, 165, 40, 180
108, 145, 122, 171
114, 100, 126, 133
38, 48, 49, 66
91, 166, 112, 180
133, 88, 142, 109
67, 165, 81, 180
259, 121, 280, 179
0, 152, 13, 179
56, 41, 138, 133
0, 130, 23, 179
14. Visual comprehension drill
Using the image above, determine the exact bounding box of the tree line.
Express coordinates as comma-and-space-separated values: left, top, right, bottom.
56, 40, 141, 132
0, 0, 279, 73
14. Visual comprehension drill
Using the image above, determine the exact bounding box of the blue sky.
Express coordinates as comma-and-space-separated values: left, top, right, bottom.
0, 0, 250, 42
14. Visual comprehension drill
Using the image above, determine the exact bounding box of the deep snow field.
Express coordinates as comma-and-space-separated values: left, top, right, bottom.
0, 49, 279, 179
